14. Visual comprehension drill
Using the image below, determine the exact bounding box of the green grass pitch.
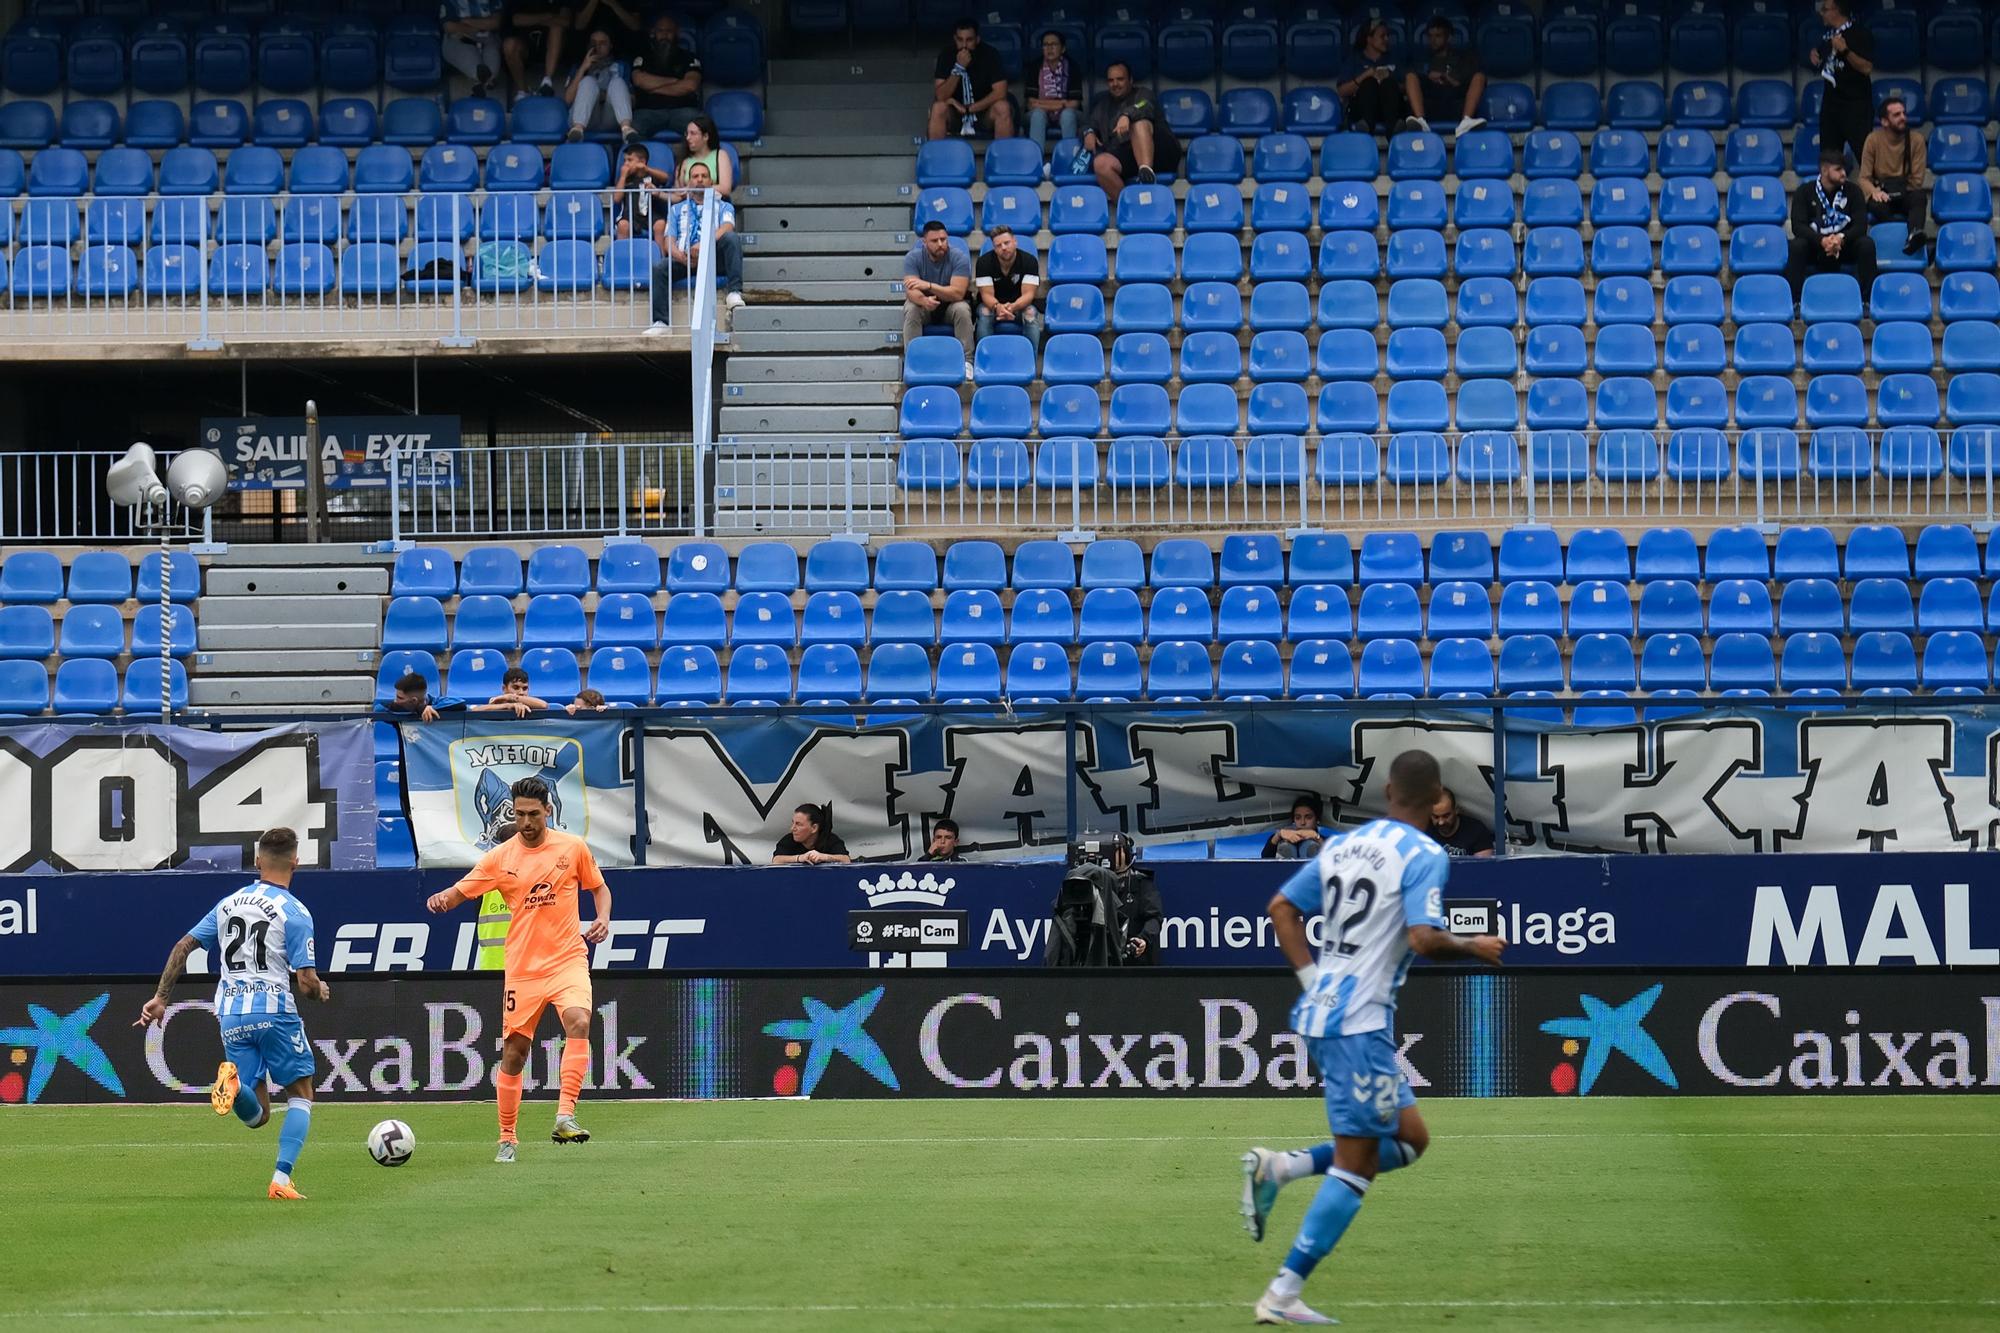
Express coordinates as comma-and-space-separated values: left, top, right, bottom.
5, 1097, 1997, 1331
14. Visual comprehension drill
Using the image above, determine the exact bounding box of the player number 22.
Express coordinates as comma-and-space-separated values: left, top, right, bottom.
1322, 875, 1376, 957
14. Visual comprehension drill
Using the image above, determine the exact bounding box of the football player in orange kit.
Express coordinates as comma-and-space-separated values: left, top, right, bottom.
427, 775, 611, 1162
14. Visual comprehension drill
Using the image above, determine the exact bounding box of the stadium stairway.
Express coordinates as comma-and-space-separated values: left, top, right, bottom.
720, 49, 921, 535
190, 545, 386, 713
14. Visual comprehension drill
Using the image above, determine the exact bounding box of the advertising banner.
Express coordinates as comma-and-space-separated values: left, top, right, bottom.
399, 717, 638, 868
7, 970, 1996, 1105
6, 853, 2000, 977
0, 721, 373, 875
623, 706, 2000, 866
203, 415, 459, 490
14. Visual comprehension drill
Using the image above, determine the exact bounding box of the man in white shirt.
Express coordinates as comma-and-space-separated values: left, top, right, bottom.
646, 160, 745, 335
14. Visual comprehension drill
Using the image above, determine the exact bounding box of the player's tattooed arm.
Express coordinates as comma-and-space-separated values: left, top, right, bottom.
133, 934, 200, 1027
294, 966, 331, 1004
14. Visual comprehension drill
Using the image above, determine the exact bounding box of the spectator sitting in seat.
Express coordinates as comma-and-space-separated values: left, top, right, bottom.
628, 13, 703, 141
1431, 786, 1495, 858
482, 666, 551, 717
673, 114, 735, 199
919, 817, 966, 862
502, 0, 571, 101
1398, 16, 1485, 138
563, 27, 635, 142
974, 225, 1042, 351
901, 219, 975, 377
441, 0, 505, 99
1789, 147, 1876, 304
1261, 794, 1328, 860
1335, 19, 1405, 136
379, 671, 466, 723
772, 802, 852, 865
1084, 61, 1182, 202
1025, 30, 1080, 150
1858, 94, 1930, 258
646, 160, 745, 335
566, 687, 609, 713
928, 17, 1015, 142
612, 141, 669, 247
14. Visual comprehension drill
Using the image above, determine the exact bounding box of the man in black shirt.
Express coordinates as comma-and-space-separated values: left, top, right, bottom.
973, 225, 1042, 352
501, 0, 571, 99
1398, 16, 1486, 138
928, 18, 1015, 141
1084, 61, 1181, 201
918, 817, 966, 862
1788, 148, 1876, 304
771, 802, 853, 865
1431, 787, 1495, 858
629, 13, 703, 139
1808, 0, 1874, 167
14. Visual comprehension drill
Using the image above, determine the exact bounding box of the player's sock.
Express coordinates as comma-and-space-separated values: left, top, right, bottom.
1377, 1136, 1420, 1172
1272, 1143, 1335, 1184
497, 1068, 523, 1141
1276, 1167, 1369, 1282
556, 1040, 589, 1118
232, 1085, 264, 1127
272, 1097, 311, 1185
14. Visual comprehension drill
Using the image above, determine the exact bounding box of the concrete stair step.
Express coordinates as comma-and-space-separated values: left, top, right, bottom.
767, 55, 927, 83
197, 593, 380, 627
739, 181, 916, 207
744, 279, 906, 303
715, 455, 894, 484
763, 80, 931, 111
723, 381, 901, 405
727, 353, 902, 382
765, 109, 926, 137
733, 304, 903, 332
190, 676, 375, 708
719, 404, 899, 433
195, 649, 384, 675
202, 566, 389, 596
207, 542, 387, 566
727, 329, 904, 353
199, 623, 382, 651
737, 156, 915, 188
711, 509, 895, 536
742, 230, 914, 255
739, 204, 915, 232
717, 432, 897, 447
750, 134, 919, 157
746, 254, 909, 282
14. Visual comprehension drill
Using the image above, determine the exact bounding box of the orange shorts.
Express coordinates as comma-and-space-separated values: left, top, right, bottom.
501, 969, 592, 1038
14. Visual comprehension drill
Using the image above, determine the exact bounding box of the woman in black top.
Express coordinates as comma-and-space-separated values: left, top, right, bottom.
772, 802, 852, 865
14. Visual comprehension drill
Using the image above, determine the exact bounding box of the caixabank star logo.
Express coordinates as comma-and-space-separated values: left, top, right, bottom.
761, 986, 900, 1097
1538, 983, 1678, 1096
0, 993, 124, 1104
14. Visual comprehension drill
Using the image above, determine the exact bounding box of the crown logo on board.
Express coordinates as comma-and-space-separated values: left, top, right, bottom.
858, 872, 954, 907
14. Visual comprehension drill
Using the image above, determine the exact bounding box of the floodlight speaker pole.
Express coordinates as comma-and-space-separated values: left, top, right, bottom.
158, 511, 171, 721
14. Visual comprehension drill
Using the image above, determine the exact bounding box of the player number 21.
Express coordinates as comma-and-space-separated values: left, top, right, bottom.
1322, 875, 1376, 957
222, 917, 271, 972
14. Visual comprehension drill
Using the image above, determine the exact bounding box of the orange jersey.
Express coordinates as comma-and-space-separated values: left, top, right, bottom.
450, 830, 605, 982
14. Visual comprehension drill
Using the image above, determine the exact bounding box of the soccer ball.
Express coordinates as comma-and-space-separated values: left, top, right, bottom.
367, 1119, 415, 1167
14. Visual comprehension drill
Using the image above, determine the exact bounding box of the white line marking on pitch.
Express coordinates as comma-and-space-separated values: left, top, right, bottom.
4, 1129, 1999, 1153
3, 1297, 1998, 1321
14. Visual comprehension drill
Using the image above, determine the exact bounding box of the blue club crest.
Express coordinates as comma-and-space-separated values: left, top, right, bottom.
467, 744, 579, 849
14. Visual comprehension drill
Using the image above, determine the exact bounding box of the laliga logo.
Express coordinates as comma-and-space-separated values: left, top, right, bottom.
857, 871, 954, 908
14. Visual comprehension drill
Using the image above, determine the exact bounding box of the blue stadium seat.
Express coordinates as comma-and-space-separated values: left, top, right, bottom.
1248, 232, 1308, 284
1255, 134, 1315, 183
1917, 577, 1983, 636
1848, 578, 1915, 635
1352, 638, 1419, 698
1045, 284, 1106, 334
1354, 583, 1421, 643
1076, 640, 1142, 701
1590, 129, 1649, 177
1497, 634, 1563, 693
521, 594, 589, 652
1495, 581, 1560, 638
640, 643, 717, 705
1218, 88, 1278, 136
1003, 641, 1071, 702
1563, 579, 1630, 636
935, 641, 1002, 702
129, 606, 195, 660
1540, 80, 1600, 130
1115, 332, 1180, 383
915, 139, 975, 188
587, 590, 660, 650
1704, 579, 1772, 637
1914, 524, 1980, 583
659, 591, 727, 649
1075, 587, 1142, 643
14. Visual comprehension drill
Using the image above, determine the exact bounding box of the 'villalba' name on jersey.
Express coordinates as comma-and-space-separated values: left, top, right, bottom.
189, 881, 317, 1021
1278, 818, 1450, 1039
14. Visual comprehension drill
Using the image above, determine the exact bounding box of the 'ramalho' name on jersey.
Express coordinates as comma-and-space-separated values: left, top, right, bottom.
1278, 818, 1449, 1038
188, 881, 316, 1022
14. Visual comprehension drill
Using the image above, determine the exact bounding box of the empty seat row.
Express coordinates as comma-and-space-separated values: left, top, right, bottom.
389, 526, 1997, 603
0, 549, 197, 603
0, 603, 194, 659
3, 141, 621, 198
0, 237, 656, 297
0, 656, 187, 715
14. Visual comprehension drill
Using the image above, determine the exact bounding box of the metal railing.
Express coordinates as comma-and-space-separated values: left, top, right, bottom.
884, 428, 2000, 537
0, 448, 212, 543
0, 186, 725, 347
388, 435, 704, 542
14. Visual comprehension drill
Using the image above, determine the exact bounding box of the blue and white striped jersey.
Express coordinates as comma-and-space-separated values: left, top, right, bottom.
1278, 818, 1450, 1038
187, 881, 316, 1022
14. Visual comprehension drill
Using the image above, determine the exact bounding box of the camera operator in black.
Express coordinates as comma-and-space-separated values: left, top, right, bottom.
1105, 834, 1164, 965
